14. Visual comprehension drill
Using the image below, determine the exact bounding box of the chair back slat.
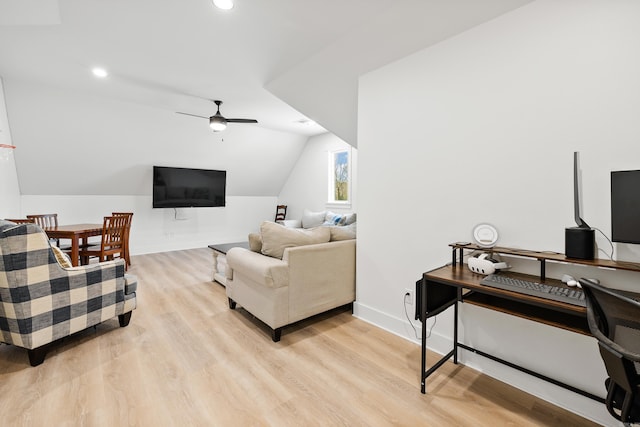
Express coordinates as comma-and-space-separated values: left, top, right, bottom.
26, 214, 58, 228
112, 212, 133, 266
112, 212, 133, 231
101, 215, 127, 253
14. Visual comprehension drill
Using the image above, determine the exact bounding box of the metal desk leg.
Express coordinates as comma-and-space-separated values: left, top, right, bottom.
422, 299, 458, 393
454, 292, 459, 365
421, 278, 427, 393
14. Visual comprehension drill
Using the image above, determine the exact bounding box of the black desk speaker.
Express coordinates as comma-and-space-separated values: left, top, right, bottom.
565, 227, 595, 260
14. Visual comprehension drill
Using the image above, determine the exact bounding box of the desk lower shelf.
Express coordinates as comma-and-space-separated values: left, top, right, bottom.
463, 291, 590, 335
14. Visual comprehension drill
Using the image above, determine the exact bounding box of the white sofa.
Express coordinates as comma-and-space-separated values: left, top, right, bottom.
225, 219, 356, 341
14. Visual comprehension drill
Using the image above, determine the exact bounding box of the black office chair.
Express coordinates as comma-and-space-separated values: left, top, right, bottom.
580, 278, 640, 426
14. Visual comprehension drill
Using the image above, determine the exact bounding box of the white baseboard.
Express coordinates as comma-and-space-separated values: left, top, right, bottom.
352, 301, 451, 353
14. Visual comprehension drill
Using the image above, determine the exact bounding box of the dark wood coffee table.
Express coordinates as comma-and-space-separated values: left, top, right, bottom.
208, 242, 249, 285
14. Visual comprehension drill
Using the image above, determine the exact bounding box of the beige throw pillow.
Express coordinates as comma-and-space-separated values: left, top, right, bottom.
248, 232, 263, 252
51, 245, 73, 268
260, 221, 330, 259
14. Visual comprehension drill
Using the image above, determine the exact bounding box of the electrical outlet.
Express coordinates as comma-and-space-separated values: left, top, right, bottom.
404, 288, 414, 305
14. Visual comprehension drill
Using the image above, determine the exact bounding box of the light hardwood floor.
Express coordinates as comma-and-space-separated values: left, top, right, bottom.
0, 248, 601, 426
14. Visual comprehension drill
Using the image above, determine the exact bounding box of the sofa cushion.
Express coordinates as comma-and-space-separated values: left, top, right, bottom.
260, 221, 330, 259
301, 209, 326, 229
328, 222, 357, 241
248, 232, 262, 252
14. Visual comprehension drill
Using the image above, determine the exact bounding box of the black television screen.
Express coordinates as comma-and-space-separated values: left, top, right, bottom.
153, 166, 226, 208
611, 169, 640, 244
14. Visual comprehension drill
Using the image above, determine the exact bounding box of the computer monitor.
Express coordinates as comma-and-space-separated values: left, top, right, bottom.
565, 152, 594, 259
611, 170, 640, 244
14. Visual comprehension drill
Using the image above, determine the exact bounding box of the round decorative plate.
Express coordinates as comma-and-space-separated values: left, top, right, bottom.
472, 223, 499, 248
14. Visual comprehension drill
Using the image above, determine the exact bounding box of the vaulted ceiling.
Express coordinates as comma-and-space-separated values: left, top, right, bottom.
0, 0, 532, 196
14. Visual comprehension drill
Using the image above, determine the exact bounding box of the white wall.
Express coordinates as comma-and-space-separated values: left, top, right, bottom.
17, 132, 356, 258
356, 1, 640, 425
278, 132, 357, 220
20, 195, 276, 255
4, 78, 309, 197
5, 77, 309, 255
0, 77, 20, 218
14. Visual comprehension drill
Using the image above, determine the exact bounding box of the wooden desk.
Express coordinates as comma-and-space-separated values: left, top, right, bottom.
421, 243, 640, 402
420, 264, 601, 401
44, 224, 103, 267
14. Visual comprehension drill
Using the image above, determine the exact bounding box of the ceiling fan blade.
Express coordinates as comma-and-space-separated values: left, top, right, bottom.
226, 118, 258, 123
176, 112, 209, 119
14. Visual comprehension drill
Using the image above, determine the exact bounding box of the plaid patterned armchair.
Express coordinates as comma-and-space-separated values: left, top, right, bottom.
0, 220, 137, 366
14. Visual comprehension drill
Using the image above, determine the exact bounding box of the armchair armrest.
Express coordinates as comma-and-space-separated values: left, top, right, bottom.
227, 247, 289, 289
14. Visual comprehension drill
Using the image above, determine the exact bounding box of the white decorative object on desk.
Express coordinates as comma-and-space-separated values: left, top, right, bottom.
473, 223, 499, 248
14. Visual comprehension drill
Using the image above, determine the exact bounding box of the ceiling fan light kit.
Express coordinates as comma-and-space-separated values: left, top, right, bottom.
209, 115, 227, 132
177, 99, 258, 133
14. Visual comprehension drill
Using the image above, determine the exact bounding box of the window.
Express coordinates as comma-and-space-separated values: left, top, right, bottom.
328, 148, 351, 206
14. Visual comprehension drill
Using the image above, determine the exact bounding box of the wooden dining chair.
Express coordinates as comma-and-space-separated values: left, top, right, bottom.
26, 213, 58, 228
275, 205, 287, 222
112, 212, 133, 267
26, 213, 61, 246
4, 218, 35, 224
78, 215, 128, 269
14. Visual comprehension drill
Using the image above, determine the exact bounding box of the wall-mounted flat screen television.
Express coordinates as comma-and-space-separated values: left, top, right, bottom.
153, 166, 226, 208
611, 169, 640, 244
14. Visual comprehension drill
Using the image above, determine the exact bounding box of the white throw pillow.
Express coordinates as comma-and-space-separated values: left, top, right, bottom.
301, 209, 326, 229
323, 211, 347, 226
260, 221, 330, 259
344, 213, 357, 225
322, 211, 356, 226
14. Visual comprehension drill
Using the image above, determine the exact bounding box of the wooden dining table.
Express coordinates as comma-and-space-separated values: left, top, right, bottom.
44, 223, 103, 267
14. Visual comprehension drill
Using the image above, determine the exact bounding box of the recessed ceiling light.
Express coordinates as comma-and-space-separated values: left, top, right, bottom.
213, 0, 234, 10
92, 67, 108, 78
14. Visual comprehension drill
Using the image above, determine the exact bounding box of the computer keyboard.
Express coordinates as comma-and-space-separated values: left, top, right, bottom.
480, 274, 586, 307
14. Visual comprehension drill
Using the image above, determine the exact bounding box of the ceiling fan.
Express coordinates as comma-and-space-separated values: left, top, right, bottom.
177, 100, 258, 132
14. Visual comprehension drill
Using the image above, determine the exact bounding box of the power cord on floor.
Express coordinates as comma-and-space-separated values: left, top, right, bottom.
403, 292, 436, 341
